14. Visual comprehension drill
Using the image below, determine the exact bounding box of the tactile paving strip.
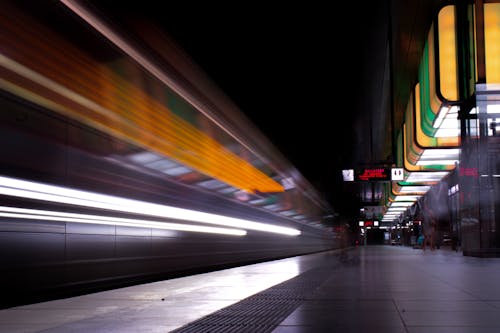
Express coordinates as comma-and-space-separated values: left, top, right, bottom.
170, 266, 332, 333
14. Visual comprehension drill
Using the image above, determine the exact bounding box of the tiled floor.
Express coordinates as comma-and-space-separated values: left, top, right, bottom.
272, 246, 500, 333
2, 246, 500, 332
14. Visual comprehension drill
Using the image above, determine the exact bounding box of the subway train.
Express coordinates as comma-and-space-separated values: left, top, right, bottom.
0, 1, 338, 308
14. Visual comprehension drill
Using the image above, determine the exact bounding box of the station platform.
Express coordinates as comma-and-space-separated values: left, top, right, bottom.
2, 245, 500, 333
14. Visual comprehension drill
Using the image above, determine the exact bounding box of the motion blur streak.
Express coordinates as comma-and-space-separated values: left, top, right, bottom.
0, 206, 247, 236
0, 2, 283, 193
0, 176, 301, 236
58, 0, 262, 158
0, 1, 336, 309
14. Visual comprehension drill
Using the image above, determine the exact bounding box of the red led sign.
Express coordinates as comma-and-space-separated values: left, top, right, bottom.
459, 167, 478, 178
356, 168, 391, 181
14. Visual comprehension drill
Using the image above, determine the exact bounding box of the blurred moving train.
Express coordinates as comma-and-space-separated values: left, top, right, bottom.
0, 1, 339, 308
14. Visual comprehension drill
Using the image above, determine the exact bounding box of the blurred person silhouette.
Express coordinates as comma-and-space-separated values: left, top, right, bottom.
418, 197, 437, 251
420, 197, 436, 251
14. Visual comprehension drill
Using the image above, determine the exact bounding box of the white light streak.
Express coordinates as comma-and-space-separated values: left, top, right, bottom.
0, 176, 301, 236
0, 206, 246, 236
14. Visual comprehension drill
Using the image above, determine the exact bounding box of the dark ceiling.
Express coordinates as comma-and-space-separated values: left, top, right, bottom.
83, 0, 447, 216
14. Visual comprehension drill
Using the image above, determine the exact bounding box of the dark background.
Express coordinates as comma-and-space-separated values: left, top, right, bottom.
86, 1, 391, 215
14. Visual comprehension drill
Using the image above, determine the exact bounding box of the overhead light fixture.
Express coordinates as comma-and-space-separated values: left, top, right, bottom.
433, 106, 451, 129
389, 202, 413, 207
420, 149, 460, 158
399, 186, 430, 193
405, 171, 449, 182
416, 160, 458, 166
383, 214, 401, 218
487, 104, 500, 114
387, 207, 407, 212
392, 195, 421, 202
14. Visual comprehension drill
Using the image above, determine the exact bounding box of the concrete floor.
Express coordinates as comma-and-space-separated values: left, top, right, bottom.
2, 246, 500, 332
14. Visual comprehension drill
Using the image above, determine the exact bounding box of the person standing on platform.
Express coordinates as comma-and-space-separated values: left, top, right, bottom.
421, 198, 436, 251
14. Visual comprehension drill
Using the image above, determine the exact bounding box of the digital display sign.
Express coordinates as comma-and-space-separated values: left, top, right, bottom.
355, 168, 391, 181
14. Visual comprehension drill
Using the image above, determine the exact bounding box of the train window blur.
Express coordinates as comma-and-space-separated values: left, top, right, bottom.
0, 1, 337, 308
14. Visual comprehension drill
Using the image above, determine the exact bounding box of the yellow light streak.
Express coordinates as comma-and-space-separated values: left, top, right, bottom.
0, 5, 283, 194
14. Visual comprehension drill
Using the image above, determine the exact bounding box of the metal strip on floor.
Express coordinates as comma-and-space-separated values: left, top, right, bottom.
170, 265, 333, 333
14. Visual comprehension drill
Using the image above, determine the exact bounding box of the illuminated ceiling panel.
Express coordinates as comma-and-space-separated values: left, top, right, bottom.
419, 148, 460, 159
488, 104, 500, 114
399, 185, 431, 193
405, 171, 449, 182
404, 124, 456, 172
438, 5, 458, 101
387, 207, 407, 212
433, 106, 459, 137
485, 3, 500, 84
415, 83, 460, 147
416, 148, 459, 166
389, 202, 415, 207
392, 182, 430, 195
393, 195, 420, 202
416, 5, 460, 146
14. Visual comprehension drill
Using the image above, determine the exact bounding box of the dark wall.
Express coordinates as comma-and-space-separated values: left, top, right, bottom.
366, 229, 385, 245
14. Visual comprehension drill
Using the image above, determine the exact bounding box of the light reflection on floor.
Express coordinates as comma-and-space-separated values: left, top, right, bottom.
0, 254, 302, 332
